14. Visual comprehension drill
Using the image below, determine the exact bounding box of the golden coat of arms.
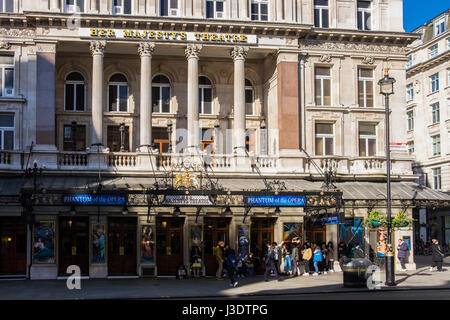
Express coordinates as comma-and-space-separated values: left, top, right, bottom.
173, 169, 200, 189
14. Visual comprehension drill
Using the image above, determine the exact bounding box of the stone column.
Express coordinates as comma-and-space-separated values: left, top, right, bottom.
90, 41, 106, 149
231, 46, 248, 154
50, 0, 60, 11
91, 0, 98, 12
185, 44, 202, 153
138, 42, 155, 151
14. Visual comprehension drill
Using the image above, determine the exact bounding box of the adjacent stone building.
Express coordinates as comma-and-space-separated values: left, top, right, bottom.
405, 9, 450, 247
0, 0, 447, 280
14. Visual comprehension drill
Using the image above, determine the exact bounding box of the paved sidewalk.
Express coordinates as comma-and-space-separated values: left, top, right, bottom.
0, 256, 449, 300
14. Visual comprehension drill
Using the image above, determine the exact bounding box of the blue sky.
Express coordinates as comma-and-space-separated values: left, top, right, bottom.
403, 1, 449, 32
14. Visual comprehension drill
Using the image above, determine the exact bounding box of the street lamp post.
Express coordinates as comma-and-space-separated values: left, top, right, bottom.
378, 68, 396, 286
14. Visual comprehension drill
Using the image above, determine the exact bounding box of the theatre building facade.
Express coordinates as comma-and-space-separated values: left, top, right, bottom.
1, 0, 449, 279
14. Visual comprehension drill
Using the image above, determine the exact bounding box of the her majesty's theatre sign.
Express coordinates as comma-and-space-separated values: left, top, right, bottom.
81, 28, 257, 44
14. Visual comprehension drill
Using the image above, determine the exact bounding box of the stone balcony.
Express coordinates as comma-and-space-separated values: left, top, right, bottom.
0, 149, 415, 180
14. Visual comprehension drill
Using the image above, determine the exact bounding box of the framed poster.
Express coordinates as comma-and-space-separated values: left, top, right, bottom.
340, 218, 364, 249
33, 221, 55, 264
283, 223, 303, 243
141, 225, 155, 263
403, 236, 411, 250
377, 228, 388, 257
92, 224, 105, 263
237, 225, 250, 259
190, 224, 203, 249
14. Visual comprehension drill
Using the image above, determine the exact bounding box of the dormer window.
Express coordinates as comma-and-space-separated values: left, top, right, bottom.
434, 17, 446, 37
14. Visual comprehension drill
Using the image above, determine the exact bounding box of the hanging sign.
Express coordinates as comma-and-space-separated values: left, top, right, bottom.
245, 195, 306, 206
63, 194, 127, 205
162, 195, 213, 206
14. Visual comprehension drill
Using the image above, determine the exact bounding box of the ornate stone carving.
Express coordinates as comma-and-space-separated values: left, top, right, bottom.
319, 54, 332, 63
0, 41, 10, 49
185, 44, 202, 59
231, 46, 249, 61
138, 42, 155, 57
299, 40, 406, 54
0, 28, 35, 38
362, 56, 375, 65
90, 40, 106, 56
414, 79, 421, 94
36, 43, 56, 53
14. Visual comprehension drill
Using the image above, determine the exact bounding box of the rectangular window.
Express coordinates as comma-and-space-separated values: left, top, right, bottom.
357, 1, 371, 31
63, 124, 86, 152
108, 84, 128, 112
0, 0, 14, 13
432, 167, 441, 190
315, 67, 331, 106
0, 114, 14, 150
431, 102, 440, 124
152, 127, 169, 153
0, 55, 14, 97
406, 56, 412, 68
407, 111, 414, 131
358, 68, 374, 108
107, 125, 130, 152
65, 0, 85, 13
315, 123, 334, 156
160, 0, 178, 16
434, 17, 446, 37
429, 44, 438, 58
406, 83, 414, 101
201, 128, 214, 154
112, 0, 132, 14
206, 0, 224, 19
245, 89, 254, 115
251, 0, 268, 21
245, 129, 256, 153
430, 73, 439, 93
359, 123, 377, 157
199, 87, 213, 115
432, 135, 441, 156
407, 141, 414, 155
314, 0, 329, 28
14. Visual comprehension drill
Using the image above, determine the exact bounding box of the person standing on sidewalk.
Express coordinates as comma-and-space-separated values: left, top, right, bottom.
214, 241, 225, 280
264, 242, 280, 281
313, 245, 322, 276
327, 242, 335, 273
291, 238, 300, 277
353, 243, 365, 259
226, 249, 238, 287
430, 238, 444, 272
321, 243, 328, 274
397, 238, 409, 272
301, 243, 312, 276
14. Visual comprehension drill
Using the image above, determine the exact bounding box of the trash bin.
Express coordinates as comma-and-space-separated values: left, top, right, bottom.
342, 258, 373, 288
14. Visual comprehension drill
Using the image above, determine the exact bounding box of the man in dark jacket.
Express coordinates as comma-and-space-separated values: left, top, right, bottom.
430, 239, 444, 272
226, 249, 238, 287
353, 243, 365, 259
397, 238, 409, 271
264, 242, 280, 281
291, 238, 300, 277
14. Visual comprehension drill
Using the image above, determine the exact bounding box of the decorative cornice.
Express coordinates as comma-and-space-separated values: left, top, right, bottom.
90, 40, 106, 56
138, 42, 155, 57
231, 46, 249, 61
185, 44, 202, 59
299, 40, 406, 55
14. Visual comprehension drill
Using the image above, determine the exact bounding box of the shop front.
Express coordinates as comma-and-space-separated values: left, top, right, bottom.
0, 217, 27, 276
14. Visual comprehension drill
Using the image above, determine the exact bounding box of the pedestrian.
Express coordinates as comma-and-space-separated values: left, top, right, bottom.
338, 241, 346, 259
291, 238, 300, 277
282, 243, 292, 275
223, 244, 231, 277
176, 263, 188, 279
236, 259, 247, 278
327, 242, 335, 273
353, 243, 365, 259
226, 249, 239, 287
397, 238, 409, 272
274, 242, 282, 276
264, 242, 280, 281
214, 240, 225, 280
245, 253, 255, 276
312, 244, 322, 276
321, 243, 328, 274
301, 243, 312, 276
430, 238, 444, 272
190, 245, 202, 278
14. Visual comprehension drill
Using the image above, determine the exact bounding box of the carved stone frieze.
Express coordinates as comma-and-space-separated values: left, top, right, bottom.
299, 40, 406, 54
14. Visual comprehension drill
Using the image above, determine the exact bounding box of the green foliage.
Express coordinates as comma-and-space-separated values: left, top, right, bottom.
364, 210, 388, 228
392, 212, 415, 229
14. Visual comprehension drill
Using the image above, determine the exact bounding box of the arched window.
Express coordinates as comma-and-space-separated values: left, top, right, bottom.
245, 79, 254, 116
152, 75, 171, 113
112, 0, 132, 14
160, 0, 178, 16
199, 76, 213, 115
108, 73, 129, 112
65, 72, 85, 112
